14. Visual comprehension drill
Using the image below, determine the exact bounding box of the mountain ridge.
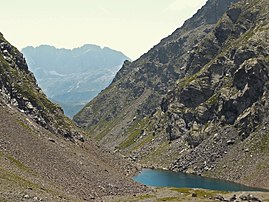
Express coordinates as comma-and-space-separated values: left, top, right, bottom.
22, 44, 130, 117
74, 0, 269, 189
74, 0, 240, 129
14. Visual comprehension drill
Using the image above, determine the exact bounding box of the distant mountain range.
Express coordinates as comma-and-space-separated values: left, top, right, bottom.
22, 44, 130, 117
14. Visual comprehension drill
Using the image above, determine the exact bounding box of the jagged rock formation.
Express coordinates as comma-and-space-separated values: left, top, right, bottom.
0, 33, 146, 201
0, 35, 82, 141
74, 0, 269, 189
74, 0, 239, 140
22, 45, 129, 117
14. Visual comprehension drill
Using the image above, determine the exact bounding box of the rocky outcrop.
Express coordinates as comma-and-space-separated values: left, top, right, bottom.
0, 33, 82, 141
153, 0, 269, 188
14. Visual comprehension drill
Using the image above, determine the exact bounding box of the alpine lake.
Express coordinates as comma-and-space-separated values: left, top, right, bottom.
133, 169, 268, 192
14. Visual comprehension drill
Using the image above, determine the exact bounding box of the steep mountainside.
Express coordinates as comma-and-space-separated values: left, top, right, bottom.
0, 33, 146, 201
74, 0, 269, 189
0, 37, 79, 141
22, 45, 129, 117
74, 0, 239, 133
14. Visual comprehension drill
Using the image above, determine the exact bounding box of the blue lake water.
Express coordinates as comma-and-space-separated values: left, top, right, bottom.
133, 169, 267, 192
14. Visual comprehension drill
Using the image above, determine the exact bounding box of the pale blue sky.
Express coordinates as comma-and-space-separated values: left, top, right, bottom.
1, 0, 207, 59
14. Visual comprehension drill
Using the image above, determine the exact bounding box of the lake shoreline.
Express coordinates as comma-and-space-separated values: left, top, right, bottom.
133, 168, 269, 192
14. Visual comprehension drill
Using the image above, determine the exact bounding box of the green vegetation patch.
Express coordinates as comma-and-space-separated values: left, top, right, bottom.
170, 188, 228, 197
138, 194, 155, 200
15, 82, 57, 113
0, 151, 34, 175
16, 119, 32, 132
6, 155, 33, 174
94, 115, 123, 141
0, 167, 38, 189
132, 133, 154, 152
206, 93, 219, 106
119, 117, 149, 150
118, 188, 231, 202
259, 133, 269, 154
157, 197, 178, 201
140, 141, 172, 167
0, 197, 7, 202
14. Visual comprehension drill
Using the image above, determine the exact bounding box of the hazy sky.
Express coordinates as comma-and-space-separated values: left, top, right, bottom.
1, 0, 207, 60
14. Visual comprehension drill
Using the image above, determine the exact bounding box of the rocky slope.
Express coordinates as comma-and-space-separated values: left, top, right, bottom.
22, 45, 129, 117
74, 0, 269, 189
0, 33, 146, 201
0, 35, 80, 141
74, 0, 239, 143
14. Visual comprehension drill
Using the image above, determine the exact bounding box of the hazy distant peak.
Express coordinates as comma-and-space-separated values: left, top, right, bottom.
22, 43, 130, 117
73, 44, 101, 51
